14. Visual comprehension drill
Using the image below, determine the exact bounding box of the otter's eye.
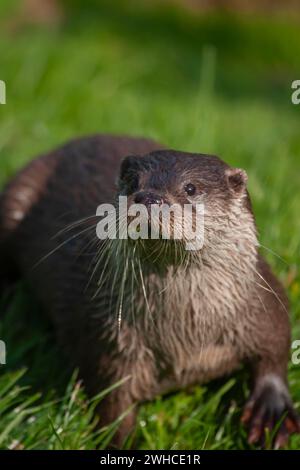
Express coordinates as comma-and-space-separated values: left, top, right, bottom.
184, 183, 196, 196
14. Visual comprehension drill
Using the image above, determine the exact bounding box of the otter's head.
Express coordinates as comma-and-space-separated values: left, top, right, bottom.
117, 150, 256, 269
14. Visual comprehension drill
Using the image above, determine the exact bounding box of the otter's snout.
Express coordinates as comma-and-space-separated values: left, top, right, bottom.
134, 191, 164, 206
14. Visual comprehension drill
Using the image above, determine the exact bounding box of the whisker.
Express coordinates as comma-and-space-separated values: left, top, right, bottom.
32, 223, 98, 271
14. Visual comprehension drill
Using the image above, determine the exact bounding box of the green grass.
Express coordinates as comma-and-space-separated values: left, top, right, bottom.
0, 0, 300, 450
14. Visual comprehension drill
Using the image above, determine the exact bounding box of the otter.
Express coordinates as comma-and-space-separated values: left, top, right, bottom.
0, 134, 299, 448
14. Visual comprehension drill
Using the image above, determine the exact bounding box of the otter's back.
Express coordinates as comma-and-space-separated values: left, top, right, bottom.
0, 134, 162, 326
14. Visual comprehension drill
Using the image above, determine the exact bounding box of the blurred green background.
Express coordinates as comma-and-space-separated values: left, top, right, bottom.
0, 0, 299, 450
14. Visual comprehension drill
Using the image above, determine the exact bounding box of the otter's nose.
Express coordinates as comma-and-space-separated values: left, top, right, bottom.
134, 191, 163, 206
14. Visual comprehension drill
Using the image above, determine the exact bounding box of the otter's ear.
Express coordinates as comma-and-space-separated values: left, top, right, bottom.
225, 168, 248, 194
119, 155, 140, 180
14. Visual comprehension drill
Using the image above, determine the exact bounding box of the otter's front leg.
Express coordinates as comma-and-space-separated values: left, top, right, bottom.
241, 362, 300, 448
97, 388, 138, 448
91, 337, 157, 448
241, 257, 300, 447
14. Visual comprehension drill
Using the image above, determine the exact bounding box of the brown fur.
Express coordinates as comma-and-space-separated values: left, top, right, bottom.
0, 134, 298, 448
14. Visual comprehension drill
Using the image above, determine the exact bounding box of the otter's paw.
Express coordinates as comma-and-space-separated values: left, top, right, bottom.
241, 375, 300, 448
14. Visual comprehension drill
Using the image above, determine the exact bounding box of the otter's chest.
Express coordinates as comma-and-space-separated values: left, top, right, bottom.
140, 277, 245, 387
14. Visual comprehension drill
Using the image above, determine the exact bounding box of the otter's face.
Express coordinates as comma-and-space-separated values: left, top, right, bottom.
117, 150, 252, 257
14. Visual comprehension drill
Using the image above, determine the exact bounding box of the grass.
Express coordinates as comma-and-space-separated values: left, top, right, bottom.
0, 0, 300, 450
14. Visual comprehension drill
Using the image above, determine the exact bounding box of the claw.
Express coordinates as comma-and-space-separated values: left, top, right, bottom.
242, 375, 300, 448
241, 402, 254, 425
274, 422, 289, 449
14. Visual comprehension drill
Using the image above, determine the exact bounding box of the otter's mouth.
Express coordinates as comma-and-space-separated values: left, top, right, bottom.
129, 237, 191, 271
124, 201, 204, 253
100, 194, 205, 252
126, 203, 176, 241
